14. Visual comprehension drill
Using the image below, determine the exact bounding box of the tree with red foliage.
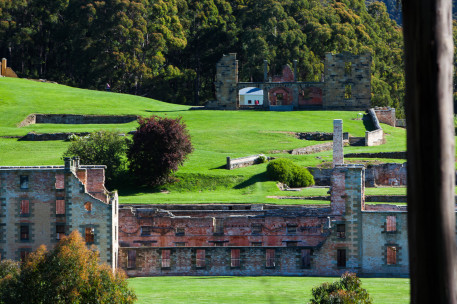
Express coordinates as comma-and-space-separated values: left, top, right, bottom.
127, 115, 193, 186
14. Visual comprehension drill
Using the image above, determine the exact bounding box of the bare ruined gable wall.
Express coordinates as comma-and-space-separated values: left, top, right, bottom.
18, 114, 138, 127
214, 53, 238, 110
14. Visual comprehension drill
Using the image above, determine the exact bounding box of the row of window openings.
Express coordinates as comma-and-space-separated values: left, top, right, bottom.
19, 200, 93, 215
335, 217, 396, 239
127, 249, 313, 269
140, 224, 300, 236
20, 174, 66, 190
19, 225, 97, 243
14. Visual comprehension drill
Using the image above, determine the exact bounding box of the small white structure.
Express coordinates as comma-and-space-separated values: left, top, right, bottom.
239, 87, 263, 106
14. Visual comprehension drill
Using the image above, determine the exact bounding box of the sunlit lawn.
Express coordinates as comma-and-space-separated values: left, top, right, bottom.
129, 276, 410, 304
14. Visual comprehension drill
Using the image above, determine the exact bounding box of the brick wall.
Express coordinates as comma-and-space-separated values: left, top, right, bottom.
374, 107, 396, 127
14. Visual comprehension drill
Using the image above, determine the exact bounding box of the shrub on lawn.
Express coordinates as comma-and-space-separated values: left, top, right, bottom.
128, 115, 193, 186
266, 158, 314, 187
310, 272, 372, 304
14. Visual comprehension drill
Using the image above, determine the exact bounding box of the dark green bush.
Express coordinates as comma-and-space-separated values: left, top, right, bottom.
266, 158, 314, 187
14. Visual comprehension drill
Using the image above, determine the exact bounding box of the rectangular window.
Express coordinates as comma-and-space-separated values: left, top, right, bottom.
141, 226, 151, 236
213, 242, 225, 247
127, 250, 136, 268
162, 249, 171, 268
337, 224, 346, 239
231, 249, 240, 268
85, 227, 95, 244
175, 227, 185, 236
344, 61, 352, 75
20, 250, 29, 262
20, 225, 29, 241
266, 249, 275, 268
196, 249, 205, 268
344, 85, 352, 99
386, 216, 397, 232
387, 246, 397, 265
56, 224, 65, 240
286, 241, 298, 247
213, 218, 224, 235
248, 100, 252, 104
55, 173, 64, 189
20, 200, 29, 215
56, 200, 65, 215
20, 176, 29, 189
287, 224, 297, 234
251, 224, 262, 235
302, 249, 311, 268
337, 249, 346, 267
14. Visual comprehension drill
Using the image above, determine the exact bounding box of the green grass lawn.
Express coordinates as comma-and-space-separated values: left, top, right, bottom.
0, 77, 410, 204
128, 276, 410, 304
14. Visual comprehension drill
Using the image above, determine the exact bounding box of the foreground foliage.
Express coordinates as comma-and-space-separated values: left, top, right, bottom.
0, 231, 136, 304
310, 272, 372, 304
128, 115, 193, 186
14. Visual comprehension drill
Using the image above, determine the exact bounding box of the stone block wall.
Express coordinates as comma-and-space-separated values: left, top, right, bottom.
323, 52, 371, 110
19, 114, 137, 127
374, 107, 396, 127
365, 129, 384, 146
226, 154, 266, 169
0, 159, 118, 268
214, 53, 238, 109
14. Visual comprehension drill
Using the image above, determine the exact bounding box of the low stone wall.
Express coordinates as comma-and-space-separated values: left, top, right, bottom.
19, 114, 138, 127
307, 168, 333, 186
226, 154, 266, 170
374, 107, 396, 127
290, 142, 333, 155
365, 109, 384, 146
344, 152, 406, 159
364, 204, 407, 212
296, 132, 349, 141
19, 132, 91, 141
365, 195, 406, 203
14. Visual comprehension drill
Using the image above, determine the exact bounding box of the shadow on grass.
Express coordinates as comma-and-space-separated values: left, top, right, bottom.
210, 164, 227, 170
144, 110, 189, 113
363, 114, 376, 131
117, 185, 163, 197
233, 172, 269, 189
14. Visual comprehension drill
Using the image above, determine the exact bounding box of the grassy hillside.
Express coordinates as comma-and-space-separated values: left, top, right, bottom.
129, 276, 410, 304
0, 78, 407, 204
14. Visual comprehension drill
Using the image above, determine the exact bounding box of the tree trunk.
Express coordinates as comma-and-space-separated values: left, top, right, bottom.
402, 0, 457, 302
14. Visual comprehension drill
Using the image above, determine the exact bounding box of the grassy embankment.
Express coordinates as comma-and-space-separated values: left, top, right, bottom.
0, 78, 408, 204
129, 276, 410, 304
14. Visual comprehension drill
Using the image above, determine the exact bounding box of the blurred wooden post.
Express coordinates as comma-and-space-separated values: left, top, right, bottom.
402, 0, 457, 302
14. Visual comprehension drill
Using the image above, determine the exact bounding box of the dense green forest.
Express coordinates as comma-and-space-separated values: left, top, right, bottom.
0, 0, 404, 113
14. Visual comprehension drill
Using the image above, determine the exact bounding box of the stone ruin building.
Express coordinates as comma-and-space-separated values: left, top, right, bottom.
0, 120, 419, 277
0, 157, 119, 268
210, 52, 371, 111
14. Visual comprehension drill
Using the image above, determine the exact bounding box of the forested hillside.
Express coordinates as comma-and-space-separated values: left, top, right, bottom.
0, 0, 403, 113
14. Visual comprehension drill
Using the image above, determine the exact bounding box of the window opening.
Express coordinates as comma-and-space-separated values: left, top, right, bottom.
85, 227, 95, 244
20, 225, 29, 240
337, 249, 346, 267
196, 249, 205, 268
84, 202, 92, 212
287, 224, 297, 234
337, 224, 346, 238
286, 241, 298, 247
213, 218, 224, 235
162, 249, 171, 268
20, 200, 29, 215
252, 224, 262, 235
176, 227, 185, 236
387, 246, 397, 265
20, 250, 29, 262
141, 226, 151, 236
56, 200, 65, 215
231, 249, 241, 267
266, 249, 275, 268
20, 176, 29, 189
344, 85, 352, 99
248, 100, 252, 104
386, 216, 397, 232
251, 242, 262, 247
55, 173, 64, 189
302, 249, 311, 268
344, 61, 352, 75
56, 224, 65, 240
127, 250, 136, 268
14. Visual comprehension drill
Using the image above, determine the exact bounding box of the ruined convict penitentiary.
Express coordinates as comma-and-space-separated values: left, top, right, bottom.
0, 119, 415, 277
208, 52, 372, 111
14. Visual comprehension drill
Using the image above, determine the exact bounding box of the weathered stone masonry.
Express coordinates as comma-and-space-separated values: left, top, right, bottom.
0, 158, 118, 268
